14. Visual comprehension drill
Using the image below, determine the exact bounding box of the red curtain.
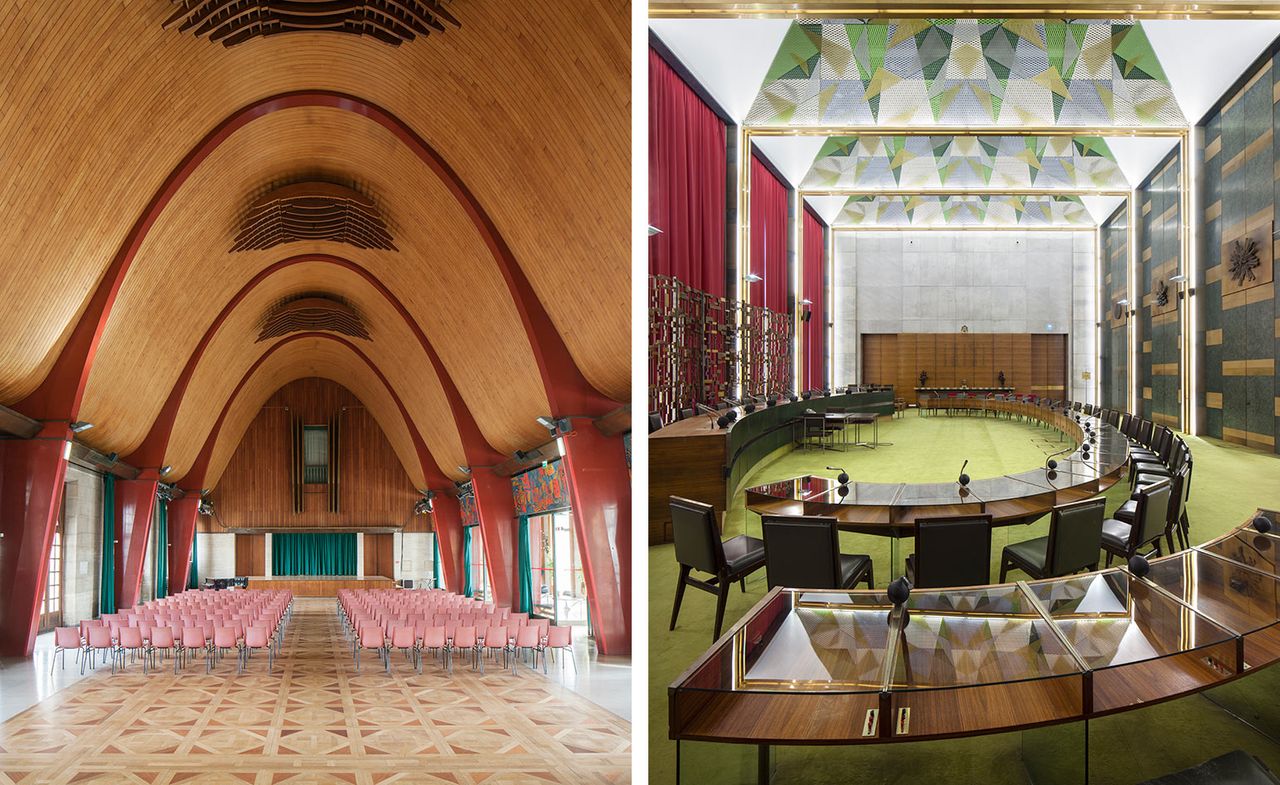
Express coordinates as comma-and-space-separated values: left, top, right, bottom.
648, 48, 726, 297
749, 154, 789, 314
802, 207, 826, 390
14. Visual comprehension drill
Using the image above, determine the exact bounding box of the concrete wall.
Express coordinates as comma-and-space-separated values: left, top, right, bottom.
833, 230, 1097, 402
195, 531, 235, 582
396, 532, 437, 588
61, 464, 102, 625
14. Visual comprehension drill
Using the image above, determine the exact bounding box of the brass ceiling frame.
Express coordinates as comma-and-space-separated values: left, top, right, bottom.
650, 1, 1280, 19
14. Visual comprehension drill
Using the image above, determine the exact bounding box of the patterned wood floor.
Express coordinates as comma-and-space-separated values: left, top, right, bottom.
0, 600, 630, 784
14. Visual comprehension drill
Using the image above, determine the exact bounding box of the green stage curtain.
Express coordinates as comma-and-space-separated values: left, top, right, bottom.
432, 535, 441, 589
188, 529, 199, 590
154, 500, 168, 599
517, 517, 533, 614
462, 526, 473, 598
272, 532, 357, 576
99, 475, 116, 615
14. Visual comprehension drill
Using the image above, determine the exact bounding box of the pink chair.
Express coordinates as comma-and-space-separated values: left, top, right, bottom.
419, 626, 446, 674
389, 625, 416, 674
118, 626, 147, 673
52, 627, 82, 674
181, 627, 208, 671
449, 626, 476, 674
150, 627, 177, 673
480, 625, 508, 674
541, 625, 575, 673
508, 612, 529, 627
512, 626, 540, 674
212, 627, 237, 670
355, 626, 385, 673
86, 626, 114, 674
241, 626, 272, 674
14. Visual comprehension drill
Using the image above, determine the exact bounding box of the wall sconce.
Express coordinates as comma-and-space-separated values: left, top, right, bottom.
744, 272, 763, 283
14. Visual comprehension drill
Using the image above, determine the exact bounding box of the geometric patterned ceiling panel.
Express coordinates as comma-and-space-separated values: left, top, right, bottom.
802, 134, 1127, 189
748, 20, 1185, 127
833, 194, 1092, 227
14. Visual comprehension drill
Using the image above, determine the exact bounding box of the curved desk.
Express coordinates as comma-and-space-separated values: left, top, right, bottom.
669, 509, 1280, 780
648, 391, 895, 543
744, 400, 1128, 536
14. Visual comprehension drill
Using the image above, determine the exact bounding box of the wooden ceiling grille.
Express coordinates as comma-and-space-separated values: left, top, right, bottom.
232, 181, 396, 252
163, 0, 460, 47
258, 296, 372, 342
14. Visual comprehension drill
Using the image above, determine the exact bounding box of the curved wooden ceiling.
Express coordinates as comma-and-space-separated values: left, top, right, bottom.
0, 1, 628, 484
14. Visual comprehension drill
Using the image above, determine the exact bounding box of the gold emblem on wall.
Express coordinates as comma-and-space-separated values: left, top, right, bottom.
1221, 222, 1274, 297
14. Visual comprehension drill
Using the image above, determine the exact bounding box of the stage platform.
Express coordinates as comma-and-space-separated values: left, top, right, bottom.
244, 575, 395, 596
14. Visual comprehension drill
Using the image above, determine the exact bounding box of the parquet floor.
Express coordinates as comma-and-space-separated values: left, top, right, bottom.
0, 600, 630, 784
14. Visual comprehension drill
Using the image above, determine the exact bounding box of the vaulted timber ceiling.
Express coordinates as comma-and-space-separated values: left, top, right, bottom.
652, 15, 1280, 228
0, 1, 628, 489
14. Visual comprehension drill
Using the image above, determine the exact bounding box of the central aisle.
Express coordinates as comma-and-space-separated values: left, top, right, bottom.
0, 599, 630, 784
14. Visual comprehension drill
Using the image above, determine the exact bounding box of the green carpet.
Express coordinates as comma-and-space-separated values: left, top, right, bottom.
648, 413, 1280, 784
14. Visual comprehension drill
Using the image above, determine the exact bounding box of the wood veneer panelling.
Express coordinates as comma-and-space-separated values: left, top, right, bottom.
862, 333, 1066, 396
213, 377, 417, 529
234, 532, 266, 575
150, 262, 464, 483
0, 0, 627, 432
79, 110, 544, 465
363, 533, 394, 578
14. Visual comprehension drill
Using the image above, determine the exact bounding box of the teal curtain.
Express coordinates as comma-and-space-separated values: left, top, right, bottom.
517, 517, 533, 614
99, 475, 116, 615
462, 526, 473, 598
432, 535, 441, 589
154, 500, 168, 599
188, 528, 199, 590
272, 532, 357, 575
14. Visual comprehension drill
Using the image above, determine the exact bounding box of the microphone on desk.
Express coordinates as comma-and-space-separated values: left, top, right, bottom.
957, 459, 970, 488
697, 403, 718, 416
826, 466, 850, 485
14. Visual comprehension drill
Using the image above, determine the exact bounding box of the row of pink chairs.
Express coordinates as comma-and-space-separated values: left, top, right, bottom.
53, 589, 292, 676
337, 589, 575, 676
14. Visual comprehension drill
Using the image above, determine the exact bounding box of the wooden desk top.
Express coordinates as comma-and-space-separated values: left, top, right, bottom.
669, 509, 1280, 746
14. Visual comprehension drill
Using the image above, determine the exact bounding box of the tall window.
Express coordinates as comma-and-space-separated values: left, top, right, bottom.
303, 425, 329, 483
39, 495, 65, 632
529, 510, 587, 626
469, 526, 488, 602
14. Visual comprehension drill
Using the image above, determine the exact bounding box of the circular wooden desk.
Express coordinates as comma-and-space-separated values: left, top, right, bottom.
744, 399, 1128, 537
669, 509, 1280, 784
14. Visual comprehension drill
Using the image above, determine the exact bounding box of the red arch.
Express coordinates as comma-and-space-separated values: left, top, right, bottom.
126, 254, 503, 470
181, 331, 446, 491
17, 91, 616, 428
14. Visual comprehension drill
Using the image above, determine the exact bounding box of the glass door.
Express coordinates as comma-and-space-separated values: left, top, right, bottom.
468, 525, 488, 602
38, 492, 65, 633
527, 510, 589, 627
551, 511, 588, 626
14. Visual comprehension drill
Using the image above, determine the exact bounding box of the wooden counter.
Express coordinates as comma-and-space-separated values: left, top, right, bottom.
245, 575, 395, 596
648, 392, 895, 543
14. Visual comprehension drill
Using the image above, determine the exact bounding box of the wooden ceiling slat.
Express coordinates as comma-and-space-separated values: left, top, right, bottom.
0, 1, 628, 438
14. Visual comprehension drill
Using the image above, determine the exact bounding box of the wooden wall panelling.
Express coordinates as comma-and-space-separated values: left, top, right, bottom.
213, 378, 417, 529
895, 334, 917, 398
234, 533, 266, 575
363, 533, 394, 578
917, 334, 935, 390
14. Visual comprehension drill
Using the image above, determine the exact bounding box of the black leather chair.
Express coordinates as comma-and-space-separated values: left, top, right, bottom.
760, 515, 873, 590
906, 515, 993, 588
668, 496, 766, 641
648, 411, 663, 434
999, 498, 1105, 581
1117, 465, 1191, 552
1102, 479, 1172, 564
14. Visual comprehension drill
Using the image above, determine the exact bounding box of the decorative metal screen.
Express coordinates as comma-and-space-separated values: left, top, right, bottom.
649, 275, 793, 424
